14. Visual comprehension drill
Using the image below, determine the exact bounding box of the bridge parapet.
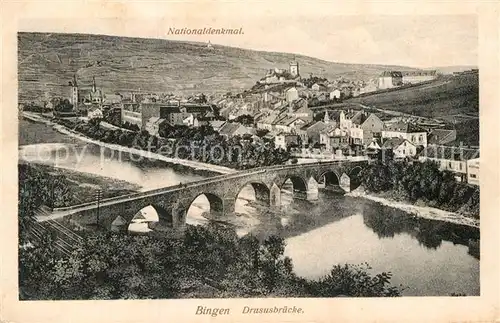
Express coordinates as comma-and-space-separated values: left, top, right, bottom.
46, 159, 369, 232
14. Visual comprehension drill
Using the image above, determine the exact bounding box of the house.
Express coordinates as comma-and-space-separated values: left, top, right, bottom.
382, 121, 428, 147
209, 120, 227, 132
284, 98, 313, 121
427, 129, 457, 145
285, 87, 299, 102
378, 71, 403, 89
418, 145, 480, 183
329, 89, 341, 100
273, 115, 308, 134
275, 132, 300, 149
467, 158, 479, 186
256, 113, 279, 131
311, 83, 327, 92
102, 94, 122, 107
349, 126, 364, 145
382, 138, 417, 159
366, 138, 382, 159
357, 113, 385, 144
402, 70, 437, 84
320, 126, 349, 152
339, 110, 362, 130
302, 120, 331, 145
218, 122, 253, 139
367, 138, 382, 150
182, 113, 199, 127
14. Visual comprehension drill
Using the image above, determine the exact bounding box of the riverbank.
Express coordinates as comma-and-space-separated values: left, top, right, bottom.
21, 112, 237, 175
347, 188, 479, 228
20, 163, 141, 207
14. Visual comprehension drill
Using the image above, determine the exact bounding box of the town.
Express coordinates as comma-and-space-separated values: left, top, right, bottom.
21, 59, 480, 185
17, 29, 480, 301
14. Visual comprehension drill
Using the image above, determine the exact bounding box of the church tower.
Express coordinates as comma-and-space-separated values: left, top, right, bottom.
91, 76, 102, 104
70, 74, 79, 105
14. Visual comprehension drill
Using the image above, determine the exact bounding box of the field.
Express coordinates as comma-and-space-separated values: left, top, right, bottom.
18, 32, 418, 102
346, 73, 479, 119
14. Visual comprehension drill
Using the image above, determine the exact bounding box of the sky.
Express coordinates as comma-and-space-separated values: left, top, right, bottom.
19, 10, 478, 69
164, 15, 478, 68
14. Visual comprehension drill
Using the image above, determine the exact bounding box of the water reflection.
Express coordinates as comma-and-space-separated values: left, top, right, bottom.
19, 143, 206, 191
361, 202, 479, 255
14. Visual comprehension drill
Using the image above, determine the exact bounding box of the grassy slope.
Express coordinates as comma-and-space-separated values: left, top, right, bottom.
18, 32, 418, 101
346, 73, 479, 146
346, 73, 479, 118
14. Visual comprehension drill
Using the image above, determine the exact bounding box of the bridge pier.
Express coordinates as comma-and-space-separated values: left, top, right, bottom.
171, 203, 187, 230
222, 198, 235, 216
339, 173, 351, 193
270, 183, 281, 209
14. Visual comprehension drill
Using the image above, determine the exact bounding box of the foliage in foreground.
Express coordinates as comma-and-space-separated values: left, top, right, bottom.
19, 224, 403, 300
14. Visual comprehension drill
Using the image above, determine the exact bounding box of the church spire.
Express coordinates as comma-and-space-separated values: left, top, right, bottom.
92, 76, 96, 92
324, 110, 330, 124
72, 74, 78, 87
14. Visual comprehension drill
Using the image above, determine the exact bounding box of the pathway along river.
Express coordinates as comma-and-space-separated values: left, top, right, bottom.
19, 117, 479, 296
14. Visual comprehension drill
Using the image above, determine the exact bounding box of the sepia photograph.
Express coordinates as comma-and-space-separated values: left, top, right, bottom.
16, 15, 482, 301
2, 2, 499, 322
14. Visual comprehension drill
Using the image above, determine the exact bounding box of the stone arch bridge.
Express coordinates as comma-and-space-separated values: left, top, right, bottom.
41, 159, 369, 231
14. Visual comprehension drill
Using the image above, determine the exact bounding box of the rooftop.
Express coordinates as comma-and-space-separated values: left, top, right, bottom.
382, 137, 411, 149
419, 145, 479, 160
380, 71, 403, 78
385, 121, 427, 133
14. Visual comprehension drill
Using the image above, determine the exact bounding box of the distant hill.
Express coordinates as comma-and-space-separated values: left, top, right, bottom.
347, 73, 479, 118
427, 66, 478, 75
18, 32, 421, 102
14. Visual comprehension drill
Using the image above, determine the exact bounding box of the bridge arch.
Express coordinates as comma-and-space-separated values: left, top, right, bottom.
186, 192, 225, 219
279, 175, 308, 192
235, 181, 271, 208
126, 204, 170, 234
349, 166, 363, 177
277, 175, 309, 203
349, 166, 364, 191
318, 170, 341, 187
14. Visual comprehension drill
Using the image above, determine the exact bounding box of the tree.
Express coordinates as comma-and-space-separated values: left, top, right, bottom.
52, 97, 74, 112
313, 264, 401, 297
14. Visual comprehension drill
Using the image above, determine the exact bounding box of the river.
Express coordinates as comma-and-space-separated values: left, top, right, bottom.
19, 117, 480, 296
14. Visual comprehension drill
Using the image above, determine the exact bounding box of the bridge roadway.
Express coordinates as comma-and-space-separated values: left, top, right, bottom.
37, 158, 370, 231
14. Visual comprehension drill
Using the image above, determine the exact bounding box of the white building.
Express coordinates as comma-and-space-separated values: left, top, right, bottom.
285, 87, 299, 102
418, 145, 479, 183
467, 158, 480, 186
382, 121, 428, 147
329, 89, 341, 100
349, 127, 364, 145
382, 138, 417, 159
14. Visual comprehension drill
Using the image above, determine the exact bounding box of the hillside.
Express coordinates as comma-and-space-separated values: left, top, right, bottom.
18, 32, 419, 102
427, 66, 478, 75
346, 73, 479, 119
